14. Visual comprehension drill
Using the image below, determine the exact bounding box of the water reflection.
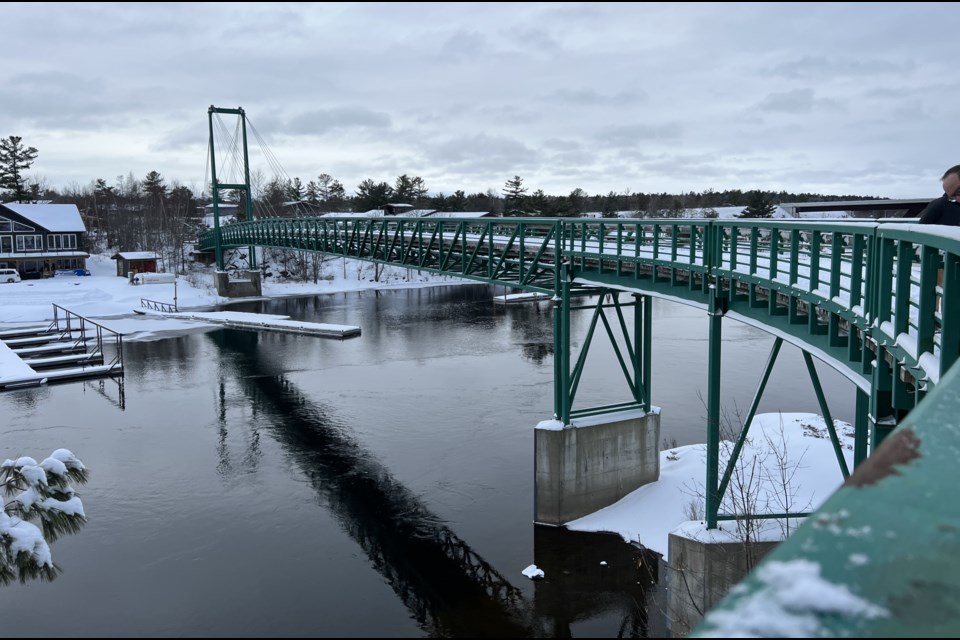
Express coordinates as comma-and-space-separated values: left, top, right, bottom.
208, 329, 540, 637
532, 527, 664, 638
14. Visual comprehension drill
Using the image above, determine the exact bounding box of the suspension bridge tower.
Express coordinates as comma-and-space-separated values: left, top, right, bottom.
207, 105, 262, 297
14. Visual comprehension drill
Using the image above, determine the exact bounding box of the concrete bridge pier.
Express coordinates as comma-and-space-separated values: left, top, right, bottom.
664, 529, 778, 635
214, 270, 262, 298
534, 408, 660, 526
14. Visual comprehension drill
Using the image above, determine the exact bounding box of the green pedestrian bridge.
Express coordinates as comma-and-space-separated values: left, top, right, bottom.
198, 212, 959, 635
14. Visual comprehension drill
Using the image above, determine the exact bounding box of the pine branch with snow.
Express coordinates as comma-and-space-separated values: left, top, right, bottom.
0, 449, 88, 584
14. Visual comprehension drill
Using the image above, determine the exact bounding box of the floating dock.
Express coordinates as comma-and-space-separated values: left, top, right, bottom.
493, 292, 553, 305
136, 309, 361, 339
0, 305, 123, 391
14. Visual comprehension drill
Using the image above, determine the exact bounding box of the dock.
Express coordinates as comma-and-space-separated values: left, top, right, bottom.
0, 304, 124, 391
136, 309, 361, 339
493, 292, 553, 305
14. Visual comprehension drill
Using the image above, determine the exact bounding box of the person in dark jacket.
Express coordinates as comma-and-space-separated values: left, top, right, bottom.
919, 164, 960, 225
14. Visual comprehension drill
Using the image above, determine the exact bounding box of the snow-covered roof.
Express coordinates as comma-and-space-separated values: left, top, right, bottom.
423, 211, 492, 218
111, 252, 159, 260
703, 206, 791, 219
201, 213, 237, 227
2, 203, 86, 232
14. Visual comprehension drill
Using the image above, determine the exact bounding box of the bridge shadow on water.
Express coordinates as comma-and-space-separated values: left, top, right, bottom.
207, 327, 662, 637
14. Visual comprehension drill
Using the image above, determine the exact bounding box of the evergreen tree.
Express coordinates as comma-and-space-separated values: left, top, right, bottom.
305, 180, 320, 204
410, 176, 428, 207
0, 136, 39, 203
392, 175, 428, 207
430, 192, 447, 211
568, 188, 588, 217
353, 179, 393, 212
286, 177, 305, 202
316, 173, 347, 212
502, 175, 527, 216
141, 170, 167, 201
601, 191, 619, 218
326, 179, 346, 212
448, 190, 467, 212
528, 189, 549, 216
393, 174, 415, 202
739, 190, 776, 218
1, 449, 88, 584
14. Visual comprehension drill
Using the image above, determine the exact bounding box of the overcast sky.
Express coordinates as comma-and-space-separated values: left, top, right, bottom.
3, 2, 956, 200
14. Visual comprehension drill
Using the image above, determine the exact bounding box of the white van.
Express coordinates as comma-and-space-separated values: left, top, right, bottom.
0, 268, 21, 283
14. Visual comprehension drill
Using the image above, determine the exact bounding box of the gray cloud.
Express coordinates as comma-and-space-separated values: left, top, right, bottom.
770, 56, 917, 80
544, 89, 644, 106
1, 2, 955, 199
429, 134, 540, 174
755, 89, 817, 114
285, 108, 392, 136
595, 123, 683, 146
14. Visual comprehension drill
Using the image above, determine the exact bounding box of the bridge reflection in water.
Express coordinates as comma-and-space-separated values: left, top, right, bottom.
209, 328, 661, 636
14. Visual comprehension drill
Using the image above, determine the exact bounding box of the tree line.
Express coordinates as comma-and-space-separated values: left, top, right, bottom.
2, 134, 884, 258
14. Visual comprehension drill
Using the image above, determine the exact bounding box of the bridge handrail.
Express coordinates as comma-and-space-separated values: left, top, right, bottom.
198, 215, 960, 390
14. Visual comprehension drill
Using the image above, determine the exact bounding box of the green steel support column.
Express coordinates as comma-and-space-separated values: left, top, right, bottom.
706, 284, 724, 530
239, 108, 257, 270
870, 351, 895, 448
551, 220, 565, 423
207, 106, 224, 271
643, 295, 652, 413
718, 337, 782, 502
854, 387, 869, 467
633, 293, 642, 407
633, 293, 651, 412
553, 288, 563, 420
802, 351, 850, 479
553, 277, 573, 425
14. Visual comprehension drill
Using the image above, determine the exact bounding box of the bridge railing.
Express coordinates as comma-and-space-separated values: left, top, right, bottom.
200, 214, 960, 392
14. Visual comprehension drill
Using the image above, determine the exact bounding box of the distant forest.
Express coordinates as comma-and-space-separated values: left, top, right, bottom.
18, 169, 885, 244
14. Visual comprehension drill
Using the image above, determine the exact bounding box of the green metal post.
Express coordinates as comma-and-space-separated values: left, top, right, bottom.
633, 294, 649, 411
643, 295, 652, 413
854, 387, 869, 467
560, 279, 572, 425
706, 284, 724, 529
207, 106, 224, 271
553, 291, 562, 420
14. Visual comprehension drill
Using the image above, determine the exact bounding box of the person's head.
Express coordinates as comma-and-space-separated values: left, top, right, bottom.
942, 165, 960, 202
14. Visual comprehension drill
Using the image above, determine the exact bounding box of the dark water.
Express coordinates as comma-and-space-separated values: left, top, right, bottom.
0, 284, 855, 637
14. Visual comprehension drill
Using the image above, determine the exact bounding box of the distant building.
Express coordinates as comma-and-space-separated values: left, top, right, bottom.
779, 199, 934, 218
111, 251, 159, 277
200, 203, 239, 230
381, 203, 415, 216
0, 203, 89, 278
422, 211, 493, 219
280, 201, 323, 216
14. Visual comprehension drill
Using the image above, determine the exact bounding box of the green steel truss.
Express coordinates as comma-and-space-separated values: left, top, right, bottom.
198, 216, 959, 527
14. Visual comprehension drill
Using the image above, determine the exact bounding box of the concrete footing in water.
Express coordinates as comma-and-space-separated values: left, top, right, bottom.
214, 270, 262, 298
534, 408, 660, 526
664, 528, 778, 635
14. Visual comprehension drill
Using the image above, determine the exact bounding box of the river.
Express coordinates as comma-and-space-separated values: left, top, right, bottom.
0, 284, 855, 637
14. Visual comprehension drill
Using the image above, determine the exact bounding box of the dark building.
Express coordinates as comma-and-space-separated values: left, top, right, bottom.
0, 203, 89, 278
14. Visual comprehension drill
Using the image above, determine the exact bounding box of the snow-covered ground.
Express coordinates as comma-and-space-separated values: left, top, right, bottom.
0, 254, 476, 327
